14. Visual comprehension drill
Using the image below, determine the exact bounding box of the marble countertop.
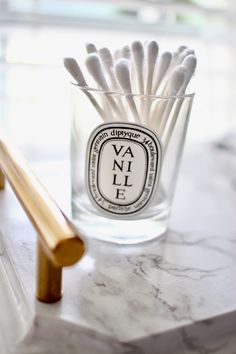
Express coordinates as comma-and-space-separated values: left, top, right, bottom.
0, 142, 236, 354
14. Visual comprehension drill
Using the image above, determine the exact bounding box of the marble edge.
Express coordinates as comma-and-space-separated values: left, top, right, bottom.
127, 309, 236, 352
15, 314, 124, 354
13, 308, 236, 354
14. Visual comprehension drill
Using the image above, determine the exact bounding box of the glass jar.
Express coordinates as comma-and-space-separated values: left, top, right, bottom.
70, 85, 194, 244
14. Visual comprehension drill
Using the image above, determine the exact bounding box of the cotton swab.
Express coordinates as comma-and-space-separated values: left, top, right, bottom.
176, 48, 195, 66
180, 54, 197, 93
166, 47, 193, 78
115, 59, 141, 123
177, 45, 187, 53
98, 47, 126, 117
162, 56, 196, 152
98, 47, 119, 90
65, 41, 196, 133
143, 41, 159, 122
121, 45, 131, 59
151, 49, 191, 122
157, 66, 186, 136
63, 57, 106, 121
155, 49, 192, 99
86, 54, 110, 89
86, 43, 97, 54
145, 41, 159, 95
152, 51, 172, 95
131, 41, 145, 94
113, 49, 121, 61
85, 53, 125, 120
64, 58, 87, 86
149, 51, 172, 125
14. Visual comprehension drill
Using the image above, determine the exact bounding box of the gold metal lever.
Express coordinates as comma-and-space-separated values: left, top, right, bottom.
0, 134, 85, 303
0, 169, 4, 189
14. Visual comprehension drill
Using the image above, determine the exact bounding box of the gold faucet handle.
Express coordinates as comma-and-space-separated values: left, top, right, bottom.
0, 133, 85, 302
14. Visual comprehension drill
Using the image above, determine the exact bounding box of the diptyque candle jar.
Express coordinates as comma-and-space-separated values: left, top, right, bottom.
70, 85, 194, 244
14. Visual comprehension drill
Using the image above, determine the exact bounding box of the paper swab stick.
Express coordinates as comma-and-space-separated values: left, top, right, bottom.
86, 54, 125, 120
115, 59, 141, 123
64, 57, 106, 121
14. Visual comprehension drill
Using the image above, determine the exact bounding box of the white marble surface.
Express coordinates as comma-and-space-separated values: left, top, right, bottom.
1, 142, 236, 354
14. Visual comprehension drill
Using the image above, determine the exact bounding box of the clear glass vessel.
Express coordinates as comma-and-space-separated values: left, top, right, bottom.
70, 85, 194, 244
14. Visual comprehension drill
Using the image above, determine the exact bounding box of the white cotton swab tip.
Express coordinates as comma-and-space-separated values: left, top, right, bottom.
181, 54, 197, 92
63, 58, 87, 86
115, 59, 140, 123
64, 57, 107, 121
98, 47, 127, 117
182, 54, 197, 76
121, 45, 131, 59
178, 48, 195, 63
115, 59, 132, 93
86, 43, 97, 54
86, 53, 127, 120
85, 53, 109, 90
177, 45, 187, 53
131, 40, 144, 94
151, 65, 186, 134
169, 66, 186, 96
131, 40, 143, 55
131, 41, 144, 69
152, 51, 172, 94
147, 40, 159, 67
113, 49, 121, 61
146, 40, 159, 92
162, 51, 172, 63
98, 47, 113, 69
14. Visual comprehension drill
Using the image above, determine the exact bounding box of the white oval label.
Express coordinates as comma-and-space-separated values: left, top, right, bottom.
86, 123, 162, 216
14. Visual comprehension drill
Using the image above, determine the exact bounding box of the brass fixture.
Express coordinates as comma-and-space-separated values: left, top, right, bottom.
0, 133, 85, 303
0, 169, 4, 189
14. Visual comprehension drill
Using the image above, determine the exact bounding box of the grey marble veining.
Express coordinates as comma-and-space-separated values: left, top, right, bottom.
0, 142, 236, 354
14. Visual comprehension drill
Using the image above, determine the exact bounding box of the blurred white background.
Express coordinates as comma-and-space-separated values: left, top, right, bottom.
0, 0, 236, 161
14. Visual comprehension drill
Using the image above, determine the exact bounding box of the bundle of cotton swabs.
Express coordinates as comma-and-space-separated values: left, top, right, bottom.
64, 41, 196, 152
